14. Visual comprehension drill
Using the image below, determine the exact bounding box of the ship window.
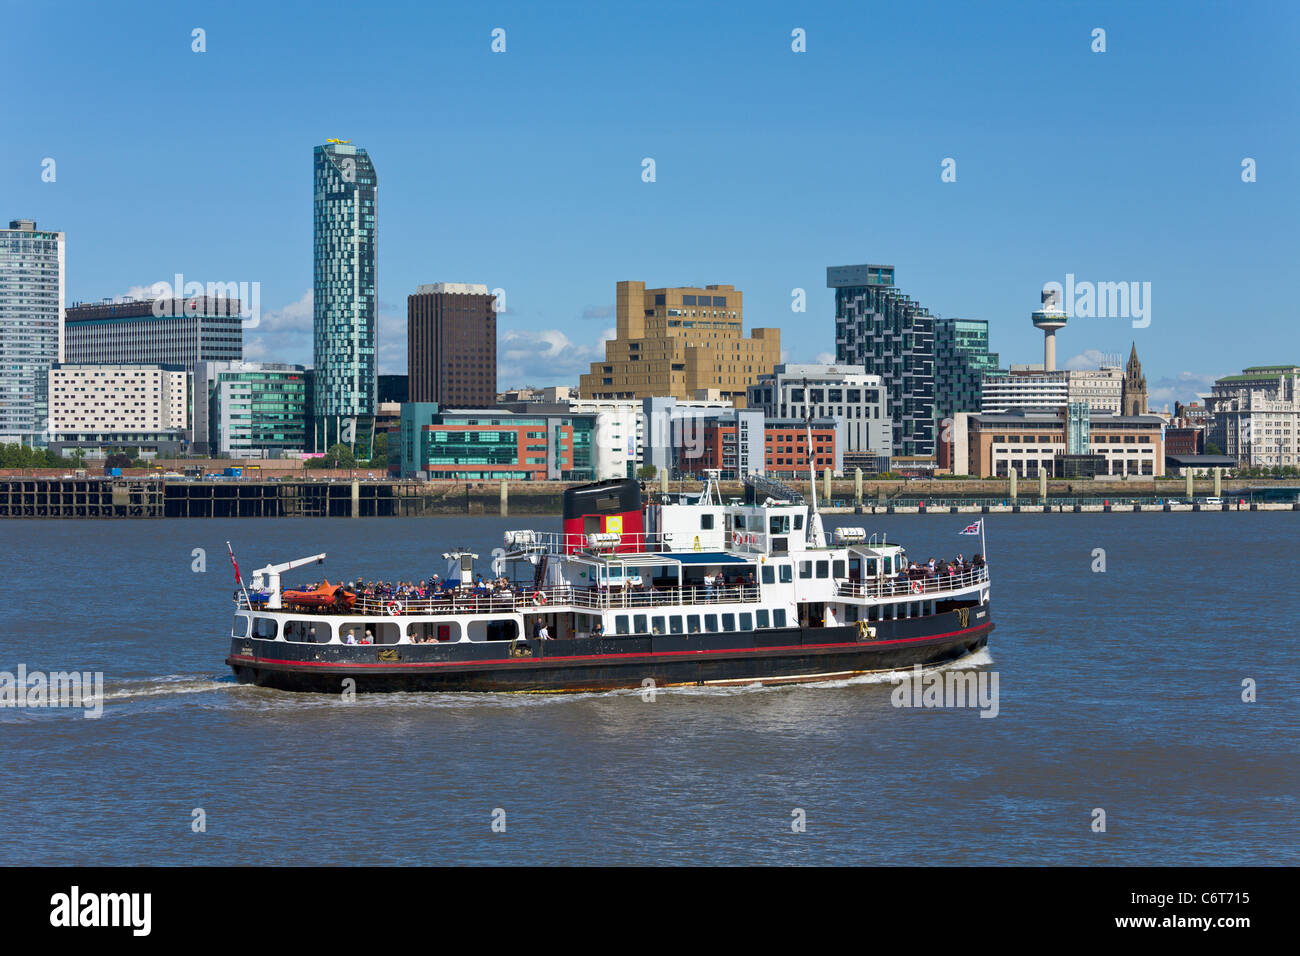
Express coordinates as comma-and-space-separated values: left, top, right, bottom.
868, 605, 879, 621
407, 621, 456, 643
670, 616, 684, 634
778, 564, 793, 583
704, 614, 719, 632
761, 566, 775, 584
866, 558, 878, 576
722, 613, 736, 631
467, 619, 519, 642
615, 615, 630, 635
757, 609, 770, 628
634, 614, 648, 634
233, 615, 250, 638
735, 514, 747, 530
284, 619, 328, 643
769, 515, 789, 533
799, 561, 812, 579
833, 560, 846, 578
815, 561, 829, 578
773, 608, 787, 627
252, 617, 278, 639
651, 615, 666, 634
700, 514, 714, 530
686, 614, 701, 633
793, 514, 804, 530
739, 612, 753, 631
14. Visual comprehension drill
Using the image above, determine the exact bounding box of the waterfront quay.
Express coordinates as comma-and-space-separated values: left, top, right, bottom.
0, 475, 1296, 519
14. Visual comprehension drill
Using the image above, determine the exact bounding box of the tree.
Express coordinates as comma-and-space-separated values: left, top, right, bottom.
636, 464, 657, 480
1205, 441, 1223, 455
323, 443, 356, 468
104, 452, 132, 473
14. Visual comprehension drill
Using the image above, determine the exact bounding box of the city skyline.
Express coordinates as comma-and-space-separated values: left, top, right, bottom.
5, 0, 1296, 408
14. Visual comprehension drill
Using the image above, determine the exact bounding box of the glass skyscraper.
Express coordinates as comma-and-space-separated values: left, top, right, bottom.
0, 219, 64, 443
828, 263, 935, 458
934, 317, 1003, 423
313, 143, 377, 452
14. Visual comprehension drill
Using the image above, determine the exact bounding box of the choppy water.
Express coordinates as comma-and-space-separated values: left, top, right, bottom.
1, 513, 1295, 865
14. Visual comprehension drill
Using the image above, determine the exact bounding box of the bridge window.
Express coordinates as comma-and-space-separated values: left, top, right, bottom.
778, 564, 793, 583
799, 561, 812, 579
700, 514, 714, 530
815, 561, 829, 578
833, 560, 846, 578
761, 566, 775, 584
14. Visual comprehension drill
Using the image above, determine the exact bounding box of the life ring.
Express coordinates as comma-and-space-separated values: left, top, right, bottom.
910, 580, 923, 594
387, 600, 404, 616
533, 591, 548, 606
732, 532, 742, 547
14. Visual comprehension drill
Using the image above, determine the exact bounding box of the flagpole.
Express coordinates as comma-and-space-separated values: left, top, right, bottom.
227, 540, 251, 608
980, 519, 988, 569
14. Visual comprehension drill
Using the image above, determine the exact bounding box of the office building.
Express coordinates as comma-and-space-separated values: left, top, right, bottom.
934, 317, 1003, 424
828, 263, 935, 457
579, 281, 779, 406
193, 361, 308, 458
1067, 365, 1123, 414
0, 219, 64, 442
64, 296, 243, 371
398, 404, 595, 481
313, 142, 378, 449
980, 370, 1069, 411
746, 363, 891, 471
1206, 364, 1300, 467
965, 407, 1165, 478
408, 283, 496, 407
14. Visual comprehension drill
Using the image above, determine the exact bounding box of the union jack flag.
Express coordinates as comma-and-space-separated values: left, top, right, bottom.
958, 519, 982, 535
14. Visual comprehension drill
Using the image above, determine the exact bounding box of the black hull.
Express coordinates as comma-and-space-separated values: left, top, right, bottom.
227, 605, 993, 693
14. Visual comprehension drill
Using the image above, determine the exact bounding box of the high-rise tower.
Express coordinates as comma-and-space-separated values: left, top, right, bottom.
0, 219, 64, 443
312, 142, 378, 451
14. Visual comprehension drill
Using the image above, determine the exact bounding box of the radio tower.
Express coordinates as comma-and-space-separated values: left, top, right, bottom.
1031, 288, 1068, 371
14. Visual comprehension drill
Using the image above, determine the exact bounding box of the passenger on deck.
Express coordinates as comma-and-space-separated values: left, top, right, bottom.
590, 621, 604, 638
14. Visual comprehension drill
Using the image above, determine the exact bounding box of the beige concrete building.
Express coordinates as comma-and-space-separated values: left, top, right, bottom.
966, 408, 1165, 478
579, 281, 779, 406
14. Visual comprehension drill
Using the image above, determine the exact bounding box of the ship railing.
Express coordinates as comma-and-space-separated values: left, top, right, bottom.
236, 582, 765, 615
836, 566, 988, 600
502, 530, 712, 557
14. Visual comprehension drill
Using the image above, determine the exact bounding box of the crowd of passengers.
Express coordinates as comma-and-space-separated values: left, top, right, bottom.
888, 553, 986, 592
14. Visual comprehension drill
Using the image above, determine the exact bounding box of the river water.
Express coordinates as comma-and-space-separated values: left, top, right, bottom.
1, 513, 1295, 865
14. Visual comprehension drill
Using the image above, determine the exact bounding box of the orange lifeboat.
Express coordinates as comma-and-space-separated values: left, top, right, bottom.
282, 580, 355, 609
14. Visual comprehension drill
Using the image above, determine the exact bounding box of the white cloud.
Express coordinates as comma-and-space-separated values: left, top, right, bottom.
1064, 348, 1124, 370
243, 290, 314, 367
498, 327, 614, 388
1149, 371, 1220, 408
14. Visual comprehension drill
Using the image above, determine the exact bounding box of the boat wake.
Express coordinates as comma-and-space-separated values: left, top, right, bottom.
100, 674, 240, 703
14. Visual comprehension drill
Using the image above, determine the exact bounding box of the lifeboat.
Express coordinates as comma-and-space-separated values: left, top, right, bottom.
282, 579, 355, 609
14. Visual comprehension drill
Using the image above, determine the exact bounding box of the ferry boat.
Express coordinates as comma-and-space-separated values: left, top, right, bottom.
226, 471, 993, 693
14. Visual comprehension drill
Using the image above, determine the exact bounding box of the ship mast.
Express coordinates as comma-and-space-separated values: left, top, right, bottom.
802, 377, 826, 547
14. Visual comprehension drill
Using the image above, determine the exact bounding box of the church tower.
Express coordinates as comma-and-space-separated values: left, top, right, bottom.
1122, 342, 1148, 415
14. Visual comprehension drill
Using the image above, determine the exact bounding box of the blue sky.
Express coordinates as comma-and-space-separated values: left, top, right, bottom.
5, 0, 1297, 406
